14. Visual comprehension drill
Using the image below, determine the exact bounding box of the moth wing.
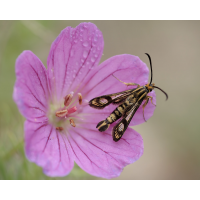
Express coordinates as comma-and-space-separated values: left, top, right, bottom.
89, 89, 136, 109
112, 101, 141, 142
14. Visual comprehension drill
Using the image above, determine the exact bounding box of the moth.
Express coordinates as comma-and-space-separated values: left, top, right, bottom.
89, 53, 168, 142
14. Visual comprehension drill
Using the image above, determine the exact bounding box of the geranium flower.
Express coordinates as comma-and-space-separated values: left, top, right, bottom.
13, 22, 156, 179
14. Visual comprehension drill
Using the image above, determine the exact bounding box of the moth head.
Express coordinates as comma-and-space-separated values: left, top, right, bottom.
145, 83, 155, 92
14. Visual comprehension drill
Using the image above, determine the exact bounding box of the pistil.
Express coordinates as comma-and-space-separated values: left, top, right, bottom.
67, 106, 77, 114
52, 92, 86, 131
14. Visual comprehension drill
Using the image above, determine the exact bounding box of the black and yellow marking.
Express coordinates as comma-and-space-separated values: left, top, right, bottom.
115, 110, 120, 116
89, 53, 168, 142
96, 89, 147, 133
89, 88, 143, 109
93, 86, 153, 140
96, 119, 110, 132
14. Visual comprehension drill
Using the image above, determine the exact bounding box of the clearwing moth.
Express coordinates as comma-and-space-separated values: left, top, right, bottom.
89, 53, 168, 142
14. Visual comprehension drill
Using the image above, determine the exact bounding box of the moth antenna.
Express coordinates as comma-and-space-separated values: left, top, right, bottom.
154, 86, 168, 100
145, 53, 153, 84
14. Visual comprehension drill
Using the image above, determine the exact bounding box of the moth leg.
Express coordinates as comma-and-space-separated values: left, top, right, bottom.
142, 98, 149, 122
142, 95, 156, 121
147, 95, 156, 107
112, 74, 140, 87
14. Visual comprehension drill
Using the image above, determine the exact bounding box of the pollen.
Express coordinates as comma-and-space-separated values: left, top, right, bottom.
78, 93, 82, 105
69, 119, 76, 127
56, 127, 63, 131
64, 92, 74, 106
55, 109, 68, 118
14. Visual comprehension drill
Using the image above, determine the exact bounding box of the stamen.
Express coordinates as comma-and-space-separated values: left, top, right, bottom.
64, 92, 74, 106
56, 127, 63, 131
69, 119, 76, 127
56, 109, 68, 118
78, 93, 82, 105
67, 106, 77, 114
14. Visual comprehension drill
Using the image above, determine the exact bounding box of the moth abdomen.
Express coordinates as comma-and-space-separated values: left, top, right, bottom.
96, 119, 110, 132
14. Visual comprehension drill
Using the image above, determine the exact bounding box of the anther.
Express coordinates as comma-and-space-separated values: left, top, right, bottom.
64, 92, 74, 107
69, 119, 76, 127
55, 109, 68, 118
56, 127, 63, 131
78, 93, 82, 105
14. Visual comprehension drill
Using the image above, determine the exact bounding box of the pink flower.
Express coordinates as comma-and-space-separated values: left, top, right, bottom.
13, 22, 156, 178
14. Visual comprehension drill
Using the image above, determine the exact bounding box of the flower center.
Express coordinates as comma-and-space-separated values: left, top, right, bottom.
48, 91, 87, 131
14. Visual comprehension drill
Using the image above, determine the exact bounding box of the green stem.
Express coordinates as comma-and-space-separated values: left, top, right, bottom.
1, 140, 24, 161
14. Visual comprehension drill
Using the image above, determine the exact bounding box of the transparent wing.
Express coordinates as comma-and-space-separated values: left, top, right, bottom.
89, 89, 136, 110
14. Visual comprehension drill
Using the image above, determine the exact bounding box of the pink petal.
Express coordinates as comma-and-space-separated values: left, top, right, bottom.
47, 22, 104, 101
25, 121, 74, 177
82, 54, 149, 97
68, 124, 143, 179
13, 51, 49, 122
82, 54, 155, 125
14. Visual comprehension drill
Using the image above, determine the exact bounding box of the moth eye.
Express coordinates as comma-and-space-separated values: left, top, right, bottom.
100, 98, 108, 104
118, 123, 124, 132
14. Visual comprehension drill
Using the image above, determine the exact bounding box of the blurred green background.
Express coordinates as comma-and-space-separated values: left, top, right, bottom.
0, 21, 199, 180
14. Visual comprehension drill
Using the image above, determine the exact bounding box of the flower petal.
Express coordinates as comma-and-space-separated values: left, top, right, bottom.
81, 54, 149, 97
13, 51, 49, 122
81, 54, 155, 125
25, 121, 74, 177
68, 124, 143, 179
47, 22, 104, 101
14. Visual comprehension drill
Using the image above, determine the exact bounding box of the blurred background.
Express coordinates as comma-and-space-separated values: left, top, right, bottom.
0, 21, 199, 180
